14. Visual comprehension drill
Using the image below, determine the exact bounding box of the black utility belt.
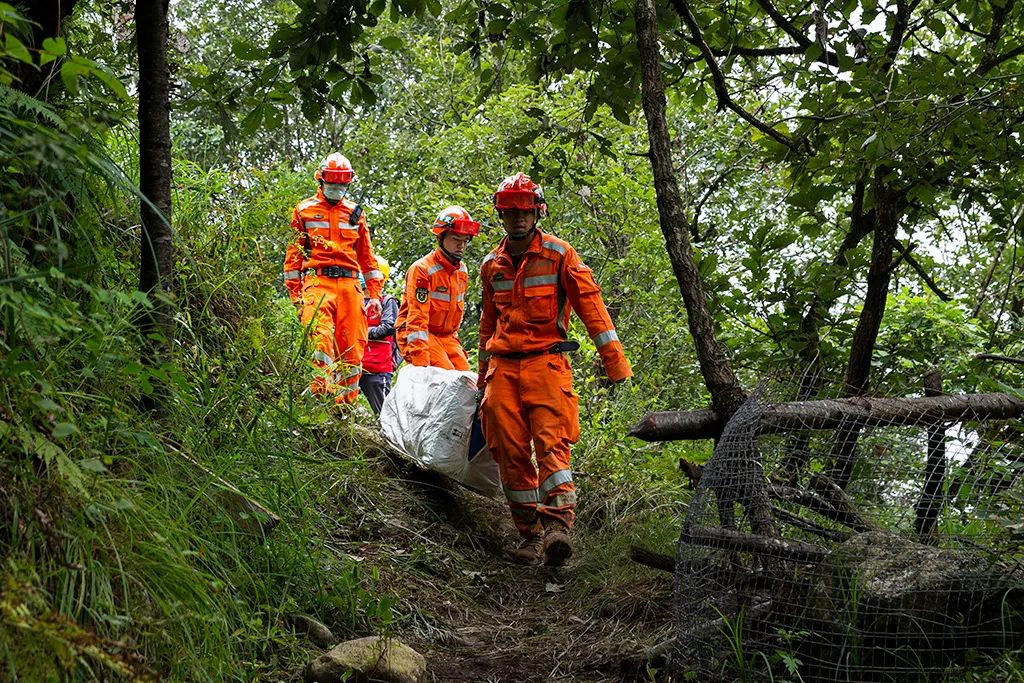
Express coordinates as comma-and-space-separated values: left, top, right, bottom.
307, 266, 357, 278
494, 341, 580, 360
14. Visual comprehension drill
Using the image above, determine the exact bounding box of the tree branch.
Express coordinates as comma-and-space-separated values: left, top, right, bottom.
669, 0, 802, 153
629, 392, 1024, 441
674, 31, 807, 58
978, 0, 1018, 74
975, 353, 1024, 366
894, 241, 953, 301
752, 0, 812, 48
683, 525, 830, 564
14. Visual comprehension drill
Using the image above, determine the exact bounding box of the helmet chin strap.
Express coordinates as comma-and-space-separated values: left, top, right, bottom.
440, 245, 462, 264
508, 226, 537, 243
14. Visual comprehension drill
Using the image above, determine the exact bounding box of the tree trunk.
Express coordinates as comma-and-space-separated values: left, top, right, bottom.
781, 180, 876, 482
135, 0, 175, 413
828, 169, 900, 488
633, 0, 746, 416
629, 392, 1024, 441
915, 370, 947, 542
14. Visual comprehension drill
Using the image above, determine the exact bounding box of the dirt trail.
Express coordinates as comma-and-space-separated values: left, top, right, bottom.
368, 469, 674, 683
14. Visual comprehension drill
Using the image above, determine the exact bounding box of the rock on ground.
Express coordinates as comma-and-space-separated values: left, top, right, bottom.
305, 636, 426, 683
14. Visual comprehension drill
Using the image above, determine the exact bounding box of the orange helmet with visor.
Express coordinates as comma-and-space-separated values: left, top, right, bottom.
431, 205, 480, 237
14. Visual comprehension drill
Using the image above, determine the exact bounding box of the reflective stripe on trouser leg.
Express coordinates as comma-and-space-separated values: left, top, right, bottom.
523, 353, 579, 528
481, 357, 542, 538
332, 277, 368, 405
333, 363, 363, 405
301, 286, 338, 397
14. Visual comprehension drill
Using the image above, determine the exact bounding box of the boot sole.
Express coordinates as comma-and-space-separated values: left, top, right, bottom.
508, 553, 543, 566
543, 536, 573, 567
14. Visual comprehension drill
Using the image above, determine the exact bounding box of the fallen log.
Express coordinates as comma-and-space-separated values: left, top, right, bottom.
768, 483, 875, 532
630, 546, 675, 572
770, 506, 851, 542
629, 392, 1024, 442
682, 526, 829, 564
808, 473, 882, 533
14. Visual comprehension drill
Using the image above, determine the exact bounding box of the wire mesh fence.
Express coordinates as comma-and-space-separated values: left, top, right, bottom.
672, 381, 1024, 682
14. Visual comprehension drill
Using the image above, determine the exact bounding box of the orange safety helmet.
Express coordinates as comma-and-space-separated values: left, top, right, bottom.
313, 152, 354, 185
493, 172, 547, 218
431, 205, 480, 237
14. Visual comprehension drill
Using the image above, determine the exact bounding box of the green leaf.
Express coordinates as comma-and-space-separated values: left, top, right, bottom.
609, 101, 631, 125
52, 422, 78, 439
231, 39, 263, 59
241, 104, 264, 136
487, 18, 511, 35
4, 34, 32, 64
79, 458, 108, 473
39, 37, 66, 66
380, 36, 404, 50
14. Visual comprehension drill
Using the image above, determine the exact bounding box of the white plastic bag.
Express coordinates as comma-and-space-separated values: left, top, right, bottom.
379, 365, 501, 497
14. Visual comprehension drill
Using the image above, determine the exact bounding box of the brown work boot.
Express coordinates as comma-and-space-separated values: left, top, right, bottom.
509, 535, 544, 565
542, 523, 573, 567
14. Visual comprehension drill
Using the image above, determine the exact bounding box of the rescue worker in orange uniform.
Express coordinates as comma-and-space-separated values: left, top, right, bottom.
395, 206, 480, 370
479, 173, 632, 566
282, 153, 384, 405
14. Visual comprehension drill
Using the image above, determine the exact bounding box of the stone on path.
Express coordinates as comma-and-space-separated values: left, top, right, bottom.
305, 636, 426, 683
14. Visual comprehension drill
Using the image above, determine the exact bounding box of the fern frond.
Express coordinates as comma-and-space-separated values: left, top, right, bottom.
0, 82, 67, 131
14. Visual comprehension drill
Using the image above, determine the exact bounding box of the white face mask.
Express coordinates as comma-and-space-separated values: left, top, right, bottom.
322, 183, 348, 202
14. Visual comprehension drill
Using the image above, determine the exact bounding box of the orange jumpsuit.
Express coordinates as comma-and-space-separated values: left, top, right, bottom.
479, 229, 631, 538
282, 190, 383, 404
395, 248, 470, 371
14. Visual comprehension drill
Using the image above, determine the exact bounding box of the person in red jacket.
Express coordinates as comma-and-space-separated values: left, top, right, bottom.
282, 153, 384, 405
479, 173, 632, 566
395, 206, 480, 370
360, 256, 400, 415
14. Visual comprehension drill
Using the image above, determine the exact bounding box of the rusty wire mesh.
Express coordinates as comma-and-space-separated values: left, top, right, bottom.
673, 383, 1024, 682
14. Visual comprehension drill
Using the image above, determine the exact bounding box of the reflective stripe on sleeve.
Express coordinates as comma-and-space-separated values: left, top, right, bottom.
339, 221, 358, 231
503, 486, 541, 504
457, 292, 465, 302
593, 330, 619, 348
542, 240, 566, 255
491, 280, 514, 292
427, 264, 445, 276
460, 262, 468, 273
313, 350, 334, 366
407, 330, 429, 343
539, 469, 573, 497
430, 292, 451, 302
283, 270, 303, 280
482, 252, 498, 264
524, 274, 558, 288
305, 220, 330, 229
364, 269, 383, 281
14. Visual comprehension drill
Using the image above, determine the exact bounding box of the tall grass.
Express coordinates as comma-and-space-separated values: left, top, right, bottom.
0, 68, 393, 680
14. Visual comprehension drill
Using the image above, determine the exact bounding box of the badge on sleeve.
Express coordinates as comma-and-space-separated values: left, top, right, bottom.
415, 287, 428, 303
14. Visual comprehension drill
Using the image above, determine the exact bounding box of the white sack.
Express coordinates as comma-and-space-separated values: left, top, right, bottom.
379, 365, 500, 498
